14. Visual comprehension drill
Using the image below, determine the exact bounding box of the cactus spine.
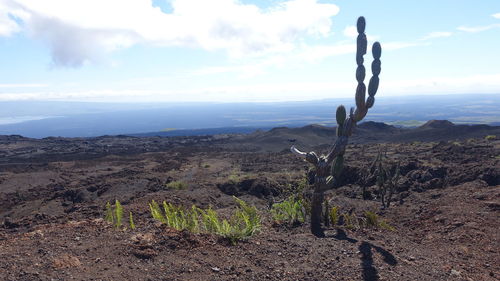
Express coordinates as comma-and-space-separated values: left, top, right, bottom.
291, 16, 382, 236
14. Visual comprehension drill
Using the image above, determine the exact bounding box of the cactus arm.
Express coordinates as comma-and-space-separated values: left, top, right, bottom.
353, 17, 381, 123
290, 145, 307, 156
291, 146, 319, 165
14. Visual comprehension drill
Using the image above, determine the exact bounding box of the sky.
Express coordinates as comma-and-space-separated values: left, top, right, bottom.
0, 0, 499, 103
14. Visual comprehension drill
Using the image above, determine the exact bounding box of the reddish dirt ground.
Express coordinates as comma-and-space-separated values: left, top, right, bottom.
0, 125, 498, 281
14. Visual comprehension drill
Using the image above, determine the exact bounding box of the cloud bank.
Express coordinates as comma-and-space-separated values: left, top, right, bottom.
457, 24, 500, 33
420, 31, 452, 40
0, 0, 339, 67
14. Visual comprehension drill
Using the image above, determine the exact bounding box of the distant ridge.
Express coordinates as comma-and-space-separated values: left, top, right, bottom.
231, 120, 500, 151
357, 121, 399, 132
419, 120, 455, 129
129, 126, 271, 137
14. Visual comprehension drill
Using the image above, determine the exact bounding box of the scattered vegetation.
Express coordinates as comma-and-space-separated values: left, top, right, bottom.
359, 151, 401, 208
360, 154, 378, 200
326, 206, 395, 231
129, 212, 136, 230
329, 206, 339, 226
115, 200, 123, 228
373, 152, 401, 209
342, 213, 357, 230
377, 162, 400, 208
362, 211, 395, 231
271, 196, 306, 225
105, 202, 114, 225
485, 135, 497, 141
149, 197, 261, 244
104, 200, 136, 230
165, 180, 187, 190
227, 173, 240, 184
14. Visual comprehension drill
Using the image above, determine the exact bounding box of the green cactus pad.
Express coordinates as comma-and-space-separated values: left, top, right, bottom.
371, 60, 381, 76
366, 96, 375, 109
336, 105, 346, 126
355, 108, 368, 122
357, 34, 367, 56
368, 76, 379, 96
372, 42, 382, 59
356, 65, 366, 83
355, 83, 366, 110
357, 17, 366, 33
356, 53, 364, 65
331, 154, 344, 178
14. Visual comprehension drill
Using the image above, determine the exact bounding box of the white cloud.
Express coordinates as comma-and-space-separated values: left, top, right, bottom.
5, 72, 499, 103
1, 0, 339, 67
383, 73, 500, 95
342, 24, 378, 41
343, 25, 357, 38
420, 31, 452, 40
191, 38, 426, 79
457, 24, 500, 33
0, 1, 22, 36
492, 13, 500, 19
0, 83, 48, 88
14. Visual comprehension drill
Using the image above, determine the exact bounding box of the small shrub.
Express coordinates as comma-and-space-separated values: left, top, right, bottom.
362, 211, 395, 231
371, 152, 400, 209
203, 164, 211, 168
104, 200, 132, 230
228, 173, 240, 184
271, 196, 306, 225
342, 213, 356, 230
165, 180, 187, 190
485, 135, 497, 141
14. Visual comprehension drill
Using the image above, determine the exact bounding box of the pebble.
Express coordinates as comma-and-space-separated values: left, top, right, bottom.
450, 269, 461, 276
211, 267, 221, 272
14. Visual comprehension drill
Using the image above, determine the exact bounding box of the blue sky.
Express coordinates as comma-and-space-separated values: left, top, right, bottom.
0, 0, 499, 102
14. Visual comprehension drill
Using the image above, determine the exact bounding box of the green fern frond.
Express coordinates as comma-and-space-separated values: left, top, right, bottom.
104, 201, 114, 224
115, 200, 123, 229
129, 211, 136, 230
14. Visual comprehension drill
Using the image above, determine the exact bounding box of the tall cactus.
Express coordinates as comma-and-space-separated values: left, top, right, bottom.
291, 16, 382, 236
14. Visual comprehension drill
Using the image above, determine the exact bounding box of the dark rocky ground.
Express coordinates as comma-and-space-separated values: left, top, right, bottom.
0, 121, 498, 281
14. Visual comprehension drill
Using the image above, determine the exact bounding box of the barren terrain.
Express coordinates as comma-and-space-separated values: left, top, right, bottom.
0, 121, 499, 281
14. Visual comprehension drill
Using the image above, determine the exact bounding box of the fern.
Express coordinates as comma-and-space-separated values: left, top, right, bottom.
129, 212, 136, 230
104, 201, 114, 224
165, 180, 187, 190
271, 196, 305, 225
343, 213, 356, 230
330, 206, 339, 226
115, 200, 123, 229
149, 200, 166, 223
232, 196, 261, 238
363, 211, 395, 231
149, 197, 260, 244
